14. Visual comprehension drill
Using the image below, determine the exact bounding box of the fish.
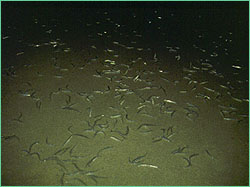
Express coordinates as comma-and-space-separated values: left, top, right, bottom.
110, 136, 122, 142
62, 106, 81, 113
164, 99, 177, 104
137, 164, 158, 169
86, 155, 98, 167
232, 65, 242, 69
129, 153, 147, 164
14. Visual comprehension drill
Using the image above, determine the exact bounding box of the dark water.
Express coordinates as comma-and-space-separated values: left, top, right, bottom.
1, 2, 249, 186
2, 2, 248, 65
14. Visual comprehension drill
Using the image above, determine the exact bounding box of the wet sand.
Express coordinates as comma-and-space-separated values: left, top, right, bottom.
2, 2, 249, 186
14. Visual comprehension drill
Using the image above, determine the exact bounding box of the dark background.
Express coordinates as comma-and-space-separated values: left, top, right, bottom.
2, 1, 249, 71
